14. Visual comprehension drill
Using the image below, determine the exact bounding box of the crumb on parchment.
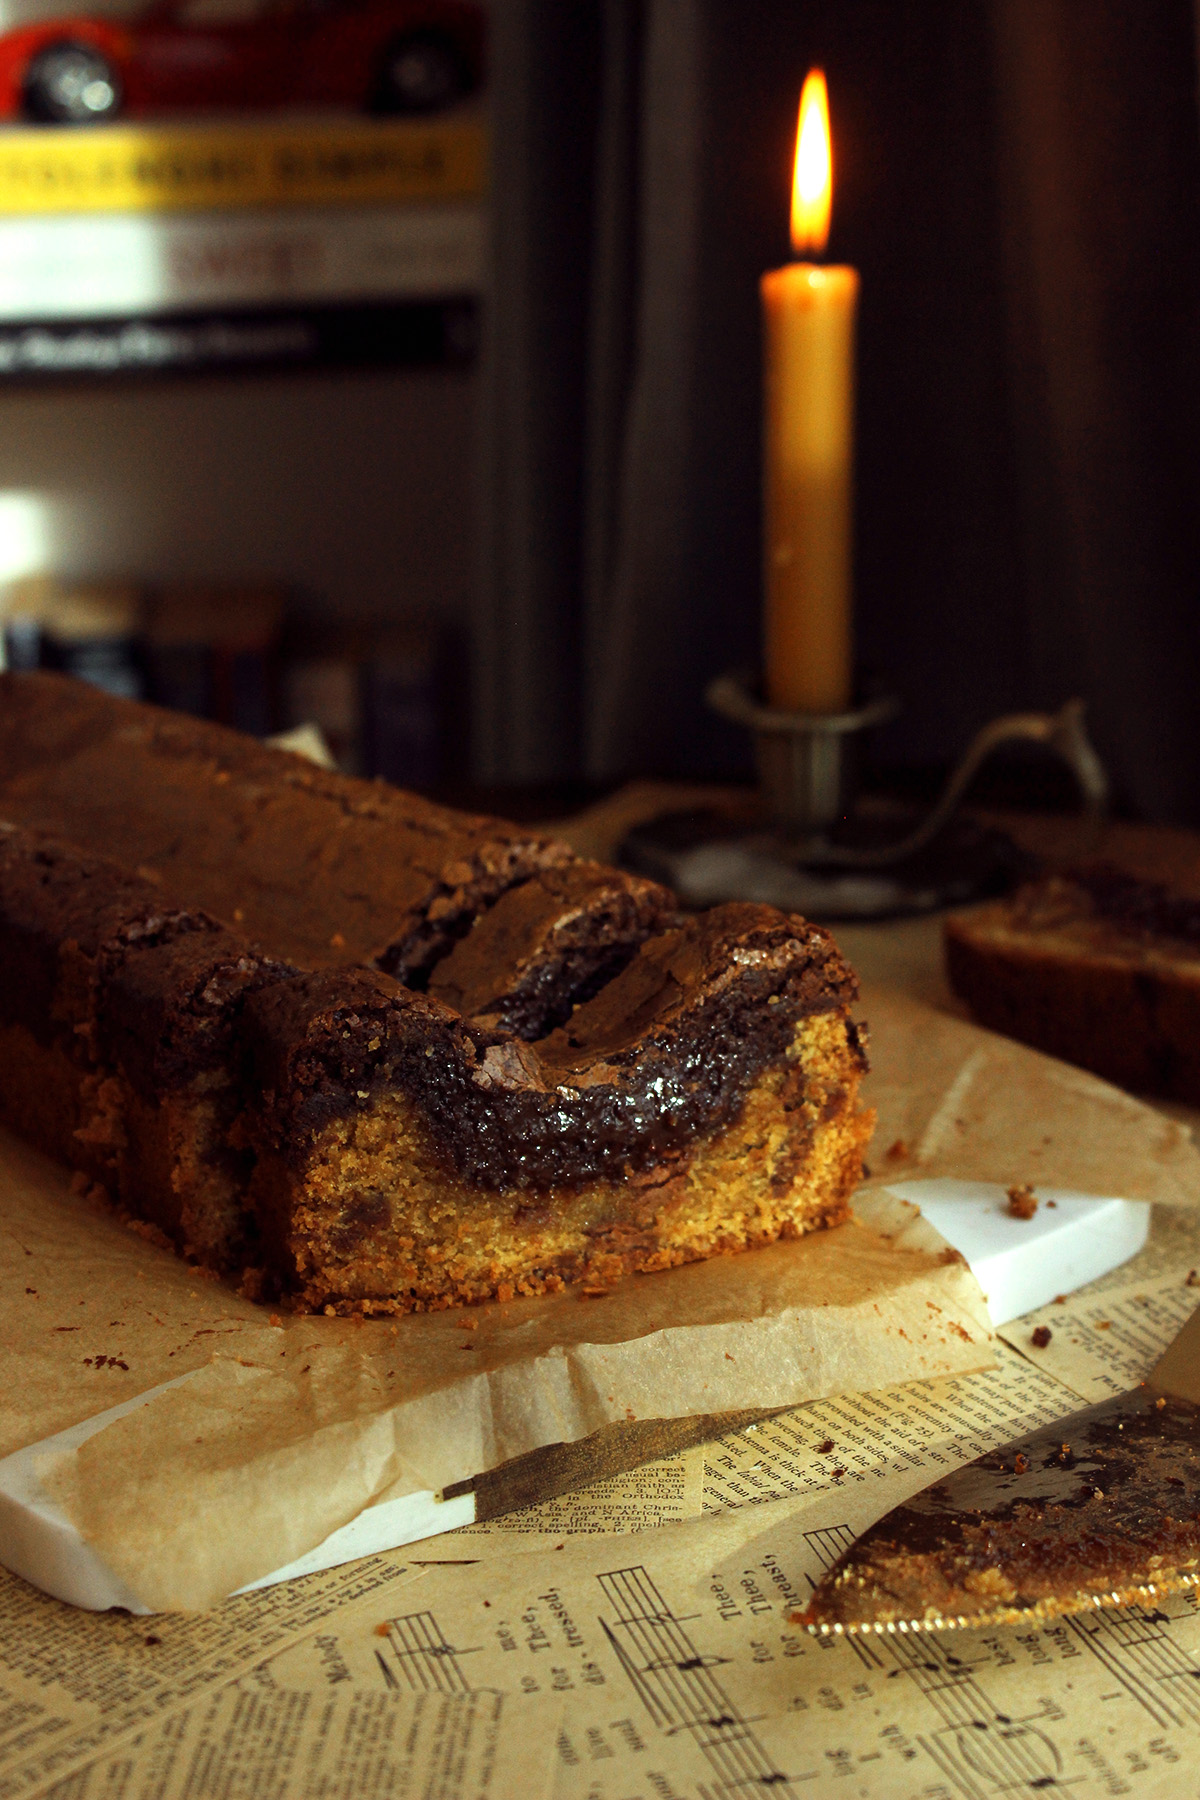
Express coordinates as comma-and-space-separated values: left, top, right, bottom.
1031, 1325, 1052, 1348
1006, 1182, 1038, 1219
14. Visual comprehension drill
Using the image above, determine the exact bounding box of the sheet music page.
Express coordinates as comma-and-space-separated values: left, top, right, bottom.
245, 1467, 1200, 1800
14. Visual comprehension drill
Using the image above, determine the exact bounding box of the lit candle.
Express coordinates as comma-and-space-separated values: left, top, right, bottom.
761, 70, 858, 714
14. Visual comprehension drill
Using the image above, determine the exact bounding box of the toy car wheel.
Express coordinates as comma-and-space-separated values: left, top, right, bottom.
23, 40, 122, 124
372, 30, 467, 114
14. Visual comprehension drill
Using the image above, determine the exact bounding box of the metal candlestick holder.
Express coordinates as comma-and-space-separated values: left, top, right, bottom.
621, 673, 1109, 920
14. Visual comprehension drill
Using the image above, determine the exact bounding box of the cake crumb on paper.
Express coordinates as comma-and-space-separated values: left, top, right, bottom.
1006, 1183, 1038, 1219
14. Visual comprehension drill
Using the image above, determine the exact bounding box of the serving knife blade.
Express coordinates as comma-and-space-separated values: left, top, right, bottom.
797, 1301, 1200, 1636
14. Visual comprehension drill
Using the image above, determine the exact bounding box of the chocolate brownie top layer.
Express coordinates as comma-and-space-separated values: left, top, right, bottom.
244, 903, 860, 1190
98, 930, 294, 1097
428, 861, 676, 1040
0, 672, 572, 981
0, 821, 214, 1046
0, 822, 294, 1086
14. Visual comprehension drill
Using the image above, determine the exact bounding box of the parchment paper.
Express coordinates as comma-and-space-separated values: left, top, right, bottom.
4, 986, 1197, 1612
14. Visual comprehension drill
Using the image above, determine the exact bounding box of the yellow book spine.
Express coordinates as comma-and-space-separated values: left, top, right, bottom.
0, 115, 486, 215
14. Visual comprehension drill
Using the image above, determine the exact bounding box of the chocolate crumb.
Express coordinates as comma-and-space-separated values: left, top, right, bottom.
885, 1138, 910, 1161
1095, 1320, 1111, 1330
1006, 1183, 1038, 1219
831, 1468, 846, 1479
144, 1634, 161, 1646
816, 1438, 835, 1455
1053, 1294, 1068, 1305
1188, 1270, 1199, 1288
1014, 1453, 1030, 1474
1031, 1325, 1052, 1348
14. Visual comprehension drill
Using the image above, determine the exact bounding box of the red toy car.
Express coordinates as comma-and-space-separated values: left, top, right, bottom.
0, 0, 483, 124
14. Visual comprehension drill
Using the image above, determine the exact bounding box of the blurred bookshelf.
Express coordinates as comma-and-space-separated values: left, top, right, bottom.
0, 110, 484, 377
0, 6, 485, 762
0, 579, 461, 789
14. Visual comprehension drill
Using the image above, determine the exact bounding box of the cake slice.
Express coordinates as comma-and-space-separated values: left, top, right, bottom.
0, 822, 291, 1263
96, 926, 293, 1266
0, 821, 213, 1179
946, 864, 1200, 1100
240, 904, 871, 1313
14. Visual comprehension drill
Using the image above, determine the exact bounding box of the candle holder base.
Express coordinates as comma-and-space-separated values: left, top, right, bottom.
620, 804, 1027, 921
707, 674, 899, 838
619, 678, 1109, 921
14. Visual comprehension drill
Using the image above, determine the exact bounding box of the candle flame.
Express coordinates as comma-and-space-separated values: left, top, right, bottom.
791, 69, 832, 257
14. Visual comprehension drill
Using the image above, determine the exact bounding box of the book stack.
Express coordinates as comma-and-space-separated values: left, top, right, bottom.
0, 112, 484, 377
0, 580, 451, 789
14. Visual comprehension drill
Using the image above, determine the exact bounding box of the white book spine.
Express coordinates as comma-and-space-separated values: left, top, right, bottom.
0, 201, 483, 320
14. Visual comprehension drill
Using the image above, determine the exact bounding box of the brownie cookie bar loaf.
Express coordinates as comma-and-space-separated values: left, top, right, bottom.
946, 864, 1200, 1101
0, 674, 873, 1312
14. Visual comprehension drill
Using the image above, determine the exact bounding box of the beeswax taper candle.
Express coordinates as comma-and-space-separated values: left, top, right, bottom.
762, 70, 858, 714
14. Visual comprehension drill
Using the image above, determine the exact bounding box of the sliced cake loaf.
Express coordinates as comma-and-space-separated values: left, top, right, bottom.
0, 674, 874, 1311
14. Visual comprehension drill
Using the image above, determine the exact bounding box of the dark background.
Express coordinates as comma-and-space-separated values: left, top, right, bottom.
475, 0, 1200, 822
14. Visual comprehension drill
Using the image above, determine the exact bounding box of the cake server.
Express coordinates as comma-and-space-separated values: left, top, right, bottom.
798, 1299, 1200, 1635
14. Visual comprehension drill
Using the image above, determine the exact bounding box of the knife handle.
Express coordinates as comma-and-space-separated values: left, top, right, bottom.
1148, 1300, 1200, 1402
